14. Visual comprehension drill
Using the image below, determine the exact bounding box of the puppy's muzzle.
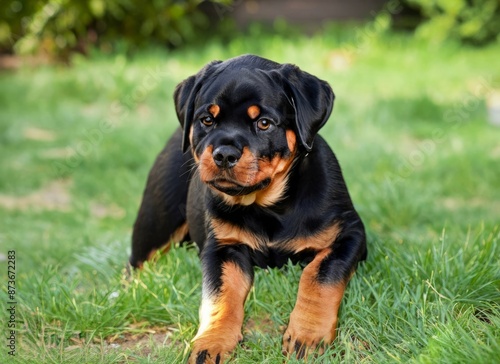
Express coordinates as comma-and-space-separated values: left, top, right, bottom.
212, 145, 242, 169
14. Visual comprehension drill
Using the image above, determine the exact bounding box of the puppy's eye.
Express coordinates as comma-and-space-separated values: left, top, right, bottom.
256, 118, 272, 131
200, 116, 214, 127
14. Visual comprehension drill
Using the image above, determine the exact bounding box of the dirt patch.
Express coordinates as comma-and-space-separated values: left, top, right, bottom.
41, 147, 76, 159
490, 145, 500, 159
244, 314, 277, 336
98, 325, 186, 360
104, 328, 173, 356
90, 201, 126, 219
62, 326, 179, 358
441, 196, 500, 215
23, 127, 57, 142
0, 179, 72, 211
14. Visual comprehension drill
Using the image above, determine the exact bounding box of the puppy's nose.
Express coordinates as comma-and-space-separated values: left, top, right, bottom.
212, 145, 241, 169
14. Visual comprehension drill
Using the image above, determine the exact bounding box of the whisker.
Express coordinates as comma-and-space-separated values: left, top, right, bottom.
179, 159, 198, 178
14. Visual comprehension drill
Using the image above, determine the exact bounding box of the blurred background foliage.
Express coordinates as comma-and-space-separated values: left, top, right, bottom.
0, 0, 233, 57
0, 0, 499, 58
402, 0, 500, 44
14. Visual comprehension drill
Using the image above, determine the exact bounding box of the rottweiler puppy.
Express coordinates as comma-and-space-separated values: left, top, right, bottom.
130, 54, 367, 363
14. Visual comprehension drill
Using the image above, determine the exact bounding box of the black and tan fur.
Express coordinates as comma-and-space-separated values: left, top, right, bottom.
130, 55, 367, 363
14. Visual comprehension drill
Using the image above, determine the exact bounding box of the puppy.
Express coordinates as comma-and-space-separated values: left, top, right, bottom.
130, 54, 367, 363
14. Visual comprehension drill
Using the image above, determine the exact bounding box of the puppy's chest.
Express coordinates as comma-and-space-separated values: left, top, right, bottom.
210, 212, 339, 259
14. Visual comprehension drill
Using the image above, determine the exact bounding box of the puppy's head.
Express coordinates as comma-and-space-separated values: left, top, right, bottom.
174, 55, 334, 206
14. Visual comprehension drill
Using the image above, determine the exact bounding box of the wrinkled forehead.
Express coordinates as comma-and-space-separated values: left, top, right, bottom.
197, 68, 283, 108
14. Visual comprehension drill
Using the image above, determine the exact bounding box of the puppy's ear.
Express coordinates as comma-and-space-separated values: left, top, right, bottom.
279, 65, 334, 152
174, 60, 222, 152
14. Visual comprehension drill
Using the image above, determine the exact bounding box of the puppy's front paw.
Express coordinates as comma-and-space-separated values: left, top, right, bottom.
281, 315, 336, 359
188, 332, 241, 364
188, 346, 224, 364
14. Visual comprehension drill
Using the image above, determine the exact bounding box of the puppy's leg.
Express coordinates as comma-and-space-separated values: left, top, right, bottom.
189, 245, 254, 364
282, 219, 366, 358
130, 128, 194, 268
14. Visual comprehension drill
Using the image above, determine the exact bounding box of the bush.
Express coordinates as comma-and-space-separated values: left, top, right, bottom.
401, 0, 500, 44
0, 0, 234, 56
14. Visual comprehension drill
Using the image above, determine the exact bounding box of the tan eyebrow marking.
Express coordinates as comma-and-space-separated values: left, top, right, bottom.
209, 104, 220, 118
247, 105, 260, 119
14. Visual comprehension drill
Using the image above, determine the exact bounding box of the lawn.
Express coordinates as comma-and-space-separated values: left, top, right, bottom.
1, 25, 499, 363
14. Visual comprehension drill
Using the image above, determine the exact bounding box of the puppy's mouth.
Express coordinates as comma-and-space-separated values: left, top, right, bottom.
207, 177, 271, 196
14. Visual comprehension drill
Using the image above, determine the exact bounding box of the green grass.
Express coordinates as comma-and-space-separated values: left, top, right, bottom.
1, 25, 500, 363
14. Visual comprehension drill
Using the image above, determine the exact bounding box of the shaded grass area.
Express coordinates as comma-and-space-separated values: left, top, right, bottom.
1, 27, 499, 363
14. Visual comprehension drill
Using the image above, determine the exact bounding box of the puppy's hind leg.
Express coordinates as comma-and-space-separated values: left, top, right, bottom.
130, 128, 194, 268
